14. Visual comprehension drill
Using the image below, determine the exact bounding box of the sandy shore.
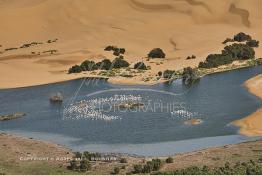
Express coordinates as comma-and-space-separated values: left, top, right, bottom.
233, 74, 262, 136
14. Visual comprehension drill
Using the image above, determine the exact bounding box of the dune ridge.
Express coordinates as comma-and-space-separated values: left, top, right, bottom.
229, 3, 251, 27
0, 0, 262, 88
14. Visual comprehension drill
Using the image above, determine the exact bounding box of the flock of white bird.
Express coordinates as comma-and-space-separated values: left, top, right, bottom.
62, 95, 142, 121
63, 94, 196, 121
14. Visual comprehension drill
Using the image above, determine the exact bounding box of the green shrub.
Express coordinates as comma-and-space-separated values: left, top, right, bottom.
154, 160, 262, 175
120, 158, 128, 163
198, 54, 233, 68
113, 167, 120, 174
134, 62, 147, 70
133, 164, 143, 174
80, 160, 91, 172
223, 38, 234, 44
96, 59, 112, 70
104, 45, 115, 51
68, 160, 78, 170
148, 48, 166, 58
166, 157, 174, 163
246, 40, 259, 48
182, 67, 200, 86
68, 65, 82, 74
142, 159, 162, 173
223, 43, 255, 60
112, 57, 130, 68
104, 46, 125, 56
80, 60, 97, 71
83, 151, 90, 160
186, 55, 196, 60
163, 70, 176, 79
234, 32, 252, 42
256, 58, 262, 65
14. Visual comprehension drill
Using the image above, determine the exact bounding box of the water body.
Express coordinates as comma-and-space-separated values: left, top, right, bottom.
0, 66, 261, 156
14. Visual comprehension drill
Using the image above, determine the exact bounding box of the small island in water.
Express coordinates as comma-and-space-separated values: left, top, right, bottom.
0, 113, 26, 121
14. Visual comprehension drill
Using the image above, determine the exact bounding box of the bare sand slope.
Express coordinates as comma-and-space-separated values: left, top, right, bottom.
0, 0, 262, 88
234, 74, 262, 136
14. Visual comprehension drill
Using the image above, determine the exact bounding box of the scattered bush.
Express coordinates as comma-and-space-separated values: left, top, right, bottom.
133, 159, 163, 174
256, 58, 262, 65
166, 157, 174, 163
134, 62, 147, 70
155, 160, 262, 175
68, 160, 78, 171
223, 43, 255, 60
83, 151, 91, 160
68, 65, 82, 74
42, 50, 57, 54
182, 67, 200, 86
68, 57, 131, 74
80, 60, 97, 71
199, 43, 255, 69
133, 164, 143, 174
47, 39, 58, 43
112, 56, 130, 68
142, 159, 162, 173
223, 38, 234, 44
113, 167, 120, 174
246, 40, 259, 48
121, 165, 126, 169
104, 45, 115, 51
158, 71, 163, 77
5, 48, 18, 51
148, 48, 166, 58
120, 158, 128, 163
198, 54, 233, 68
163, 70, 176, 79
233, 32, 252, 42
80, 160, 91, 172
104, 46, 125, 56
96, 59, 112, 70
186, 55, 196, 60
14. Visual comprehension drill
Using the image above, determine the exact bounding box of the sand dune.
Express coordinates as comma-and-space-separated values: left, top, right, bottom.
0, 0, 262, 88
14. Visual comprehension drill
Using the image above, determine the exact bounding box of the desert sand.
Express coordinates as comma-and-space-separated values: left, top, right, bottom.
234, 74, 262, 136
0, 0, 262, 88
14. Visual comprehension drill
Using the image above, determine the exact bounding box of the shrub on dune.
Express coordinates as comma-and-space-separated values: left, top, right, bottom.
148, 48, 166, 58
166, 157, 174, 163
223, 43, 255, 60
163, 70, 176, 79
80, 60, 97, 71
80, 160, 91, 172
96, 59, 112, 70
233, 32, 252, 42
134, 62, 147, 70
112, 56, 130, 68
104, 45, 126, 56
222, 38, 234, 44
68, 65, 82, 74
246, 40, 259, 48
198, 54, 233, 68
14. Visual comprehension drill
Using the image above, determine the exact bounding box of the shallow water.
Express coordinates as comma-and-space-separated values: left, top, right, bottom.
0, 66, 261, 156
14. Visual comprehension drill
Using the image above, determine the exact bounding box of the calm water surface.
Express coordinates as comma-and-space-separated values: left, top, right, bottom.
0, 66, 261, 156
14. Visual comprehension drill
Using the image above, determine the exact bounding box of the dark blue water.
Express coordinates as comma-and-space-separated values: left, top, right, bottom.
0, 66, 261, 155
